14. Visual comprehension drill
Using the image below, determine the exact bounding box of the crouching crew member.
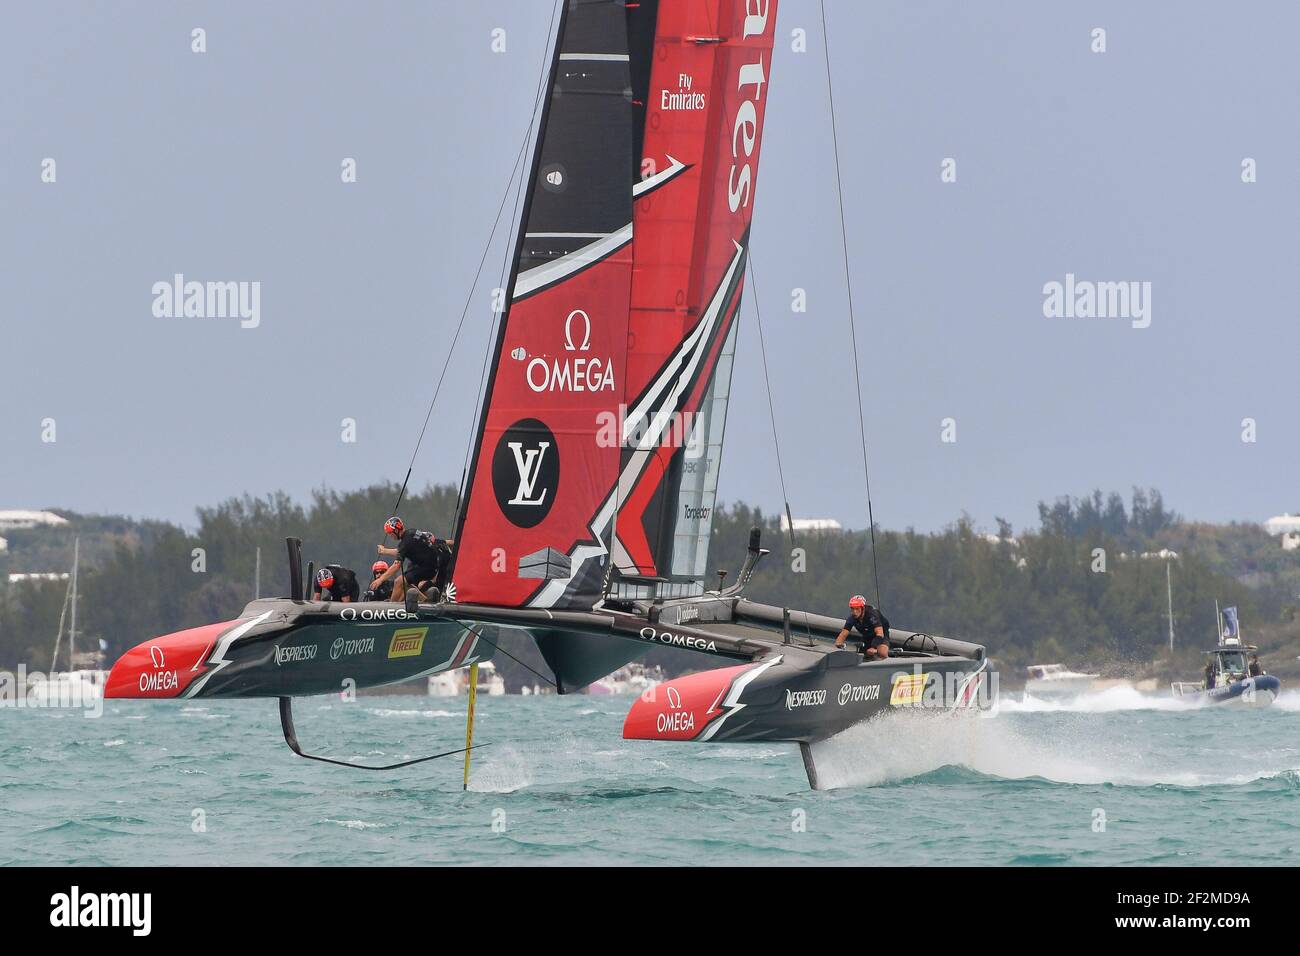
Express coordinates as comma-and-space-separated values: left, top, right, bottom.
313, 564, 360, 603
363, 560, 394, 602
372, 516, 454, 604
834, 594, 890, 660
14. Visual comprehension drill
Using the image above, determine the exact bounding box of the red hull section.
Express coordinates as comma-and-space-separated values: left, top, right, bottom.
622, 662, 756, 741
104, 619, 238, 699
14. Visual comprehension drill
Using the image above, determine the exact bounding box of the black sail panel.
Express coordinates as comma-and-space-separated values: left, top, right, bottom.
451, 0, 639, 609
517, 0, 636, 277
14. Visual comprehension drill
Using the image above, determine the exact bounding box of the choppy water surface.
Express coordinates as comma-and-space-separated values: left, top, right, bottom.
4, 688, 1299, 865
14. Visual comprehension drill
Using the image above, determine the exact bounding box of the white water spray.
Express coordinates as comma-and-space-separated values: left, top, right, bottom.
806, 704, 1300, 791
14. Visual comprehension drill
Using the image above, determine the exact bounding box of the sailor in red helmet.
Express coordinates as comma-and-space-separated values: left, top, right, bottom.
362, 560, 394, 602
834, 594, 889, 660
371, 516, 454, 604
312, 564, 360, 603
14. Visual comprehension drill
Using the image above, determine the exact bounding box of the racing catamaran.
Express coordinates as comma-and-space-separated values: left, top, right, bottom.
105, 0, 994, 788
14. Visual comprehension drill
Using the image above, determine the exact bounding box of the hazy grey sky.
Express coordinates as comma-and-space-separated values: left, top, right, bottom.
3, 1, 1297, 534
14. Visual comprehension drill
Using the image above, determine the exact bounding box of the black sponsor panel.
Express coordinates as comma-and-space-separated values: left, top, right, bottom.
701, 657, 988, 744
194, 619, 489, 698
491, 418, 560, 529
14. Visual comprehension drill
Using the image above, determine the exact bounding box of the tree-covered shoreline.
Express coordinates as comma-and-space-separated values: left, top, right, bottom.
2, 486, 1297, 689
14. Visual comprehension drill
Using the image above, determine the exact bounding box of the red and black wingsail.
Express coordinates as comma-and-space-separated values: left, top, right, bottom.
615, 1, 778, 591
452, 0, 779, 610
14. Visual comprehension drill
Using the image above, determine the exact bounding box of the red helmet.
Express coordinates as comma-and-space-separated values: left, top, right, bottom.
384, 516, 404, 538
371, 560, 389, 574
316, 568, 335, 590
848, 594, 868, 609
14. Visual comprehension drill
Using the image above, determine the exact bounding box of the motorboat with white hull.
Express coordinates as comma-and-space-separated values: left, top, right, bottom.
1023, 663, 1100, 698
588, 662, 664, 696
428, 660, 506, 697
104, 0, 995, 788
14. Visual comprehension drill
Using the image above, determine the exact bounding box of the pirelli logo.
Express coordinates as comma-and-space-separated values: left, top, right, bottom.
890, 672, 926, 706
388, 627, 428, 659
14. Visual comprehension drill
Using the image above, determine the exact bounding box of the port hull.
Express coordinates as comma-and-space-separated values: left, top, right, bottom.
105, 601, 492, 699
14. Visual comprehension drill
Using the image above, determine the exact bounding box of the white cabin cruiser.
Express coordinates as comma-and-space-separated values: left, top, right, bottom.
1024, 663, 1100, 698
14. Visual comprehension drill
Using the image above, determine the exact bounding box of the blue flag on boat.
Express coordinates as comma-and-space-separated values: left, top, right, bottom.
1221, 606, 1240, 640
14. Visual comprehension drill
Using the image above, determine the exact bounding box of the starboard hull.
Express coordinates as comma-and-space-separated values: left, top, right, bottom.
623, 650, 991, 746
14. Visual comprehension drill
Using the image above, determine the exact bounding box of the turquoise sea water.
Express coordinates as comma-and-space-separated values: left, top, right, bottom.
3, 688, 1299, 866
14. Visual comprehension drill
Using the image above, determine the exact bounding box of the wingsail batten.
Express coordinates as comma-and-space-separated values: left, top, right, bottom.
512, 223, 634, 301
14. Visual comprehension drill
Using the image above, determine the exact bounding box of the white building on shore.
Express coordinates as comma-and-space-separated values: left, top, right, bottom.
1264, 513, 1300, 551
0, 510, 69, 532
779, 515, 843, 534
1264, 513, 1300, 535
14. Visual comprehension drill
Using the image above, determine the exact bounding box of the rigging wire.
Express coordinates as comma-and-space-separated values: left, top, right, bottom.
390, 136, 532, 517
744, 249, 797, 554
451, 0, 564, 537
747, 254, 815, 645
451, 130, 532, 530
819, 0, 883, 612
458, 623, 558, 689
390, 0, 563, 523
452, 148, 532, 529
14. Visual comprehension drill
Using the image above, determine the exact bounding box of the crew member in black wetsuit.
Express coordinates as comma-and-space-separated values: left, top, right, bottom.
313, 565, 360, 603
833, 594, 889, 660
372, 516, 454, 603
363, 560, 394, 602
1248, 654, 1266, 677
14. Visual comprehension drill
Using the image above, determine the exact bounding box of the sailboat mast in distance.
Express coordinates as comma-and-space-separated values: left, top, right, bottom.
1166, 558, 1175, 651
69, 536, 79, 665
